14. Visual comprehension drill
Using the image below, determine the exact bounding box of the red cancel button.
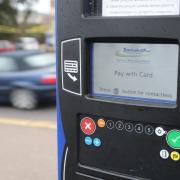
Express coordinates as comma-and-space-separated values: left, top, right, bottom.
80, 117, 96, 135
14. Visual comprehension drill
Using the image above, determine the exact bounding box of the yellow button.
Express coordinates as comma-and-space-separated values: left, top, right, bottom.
97, 119, 105, 128
170, 151, 180, 161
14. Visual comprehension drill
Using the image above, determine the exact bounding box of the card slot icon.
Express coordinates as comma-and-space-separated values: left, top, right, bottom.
64, 60, 78, 73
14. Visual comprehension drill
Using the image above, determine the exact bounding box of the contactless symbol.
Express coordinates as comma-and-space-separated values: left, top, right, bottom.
135, 124, 143, 134
170, 151, 180, 161
115, 121, 124, 130
93, 138, 101, 147
97, 119, 106, 128
155, 127, 165, 137
160, 149, 169, 160
145, 125, 154, 135
166, 130, 180, 149
125, 123, 134, 132
85, 137, 93, 146
80, 117, 96, 135
106, 120, 114, 129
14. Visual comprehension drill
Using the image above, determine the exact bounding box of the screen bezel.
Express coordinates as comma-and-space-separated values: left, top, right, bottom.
86, 38, 179, 109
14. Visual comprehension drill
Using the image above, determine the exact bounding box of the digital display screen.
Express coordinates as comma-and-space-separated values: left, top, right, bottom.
91, 43, 179, 107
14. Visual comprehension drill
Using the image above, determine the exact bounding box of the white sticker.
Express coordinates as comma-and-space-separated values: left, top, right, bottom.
102, 0, 180, 17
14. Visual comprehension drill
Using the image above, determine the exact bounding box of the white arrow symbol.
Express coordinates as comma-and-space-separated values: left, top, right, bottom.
67, 73, 77, 82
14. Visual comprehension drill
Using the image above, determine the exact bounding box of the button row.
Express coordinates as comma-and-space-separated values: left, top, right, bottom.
106, 120, 154, 135
85, 137, 101, 147
80, 117, 155, 136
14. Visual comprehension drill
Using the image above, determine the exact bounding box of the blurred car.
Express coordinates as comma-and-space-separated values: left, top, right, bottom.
46, 33, 55, 48
16, 37, 40, 50
0, 40, 16, 53
0, 51, 56, 109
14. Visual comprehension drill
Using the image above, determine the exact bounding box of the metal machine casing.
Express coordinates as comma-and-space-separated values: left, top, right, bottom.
56, 0, 180, 179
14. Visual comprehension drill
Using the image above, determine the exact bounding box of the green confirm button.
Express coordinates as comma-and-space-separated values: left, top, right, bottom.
167, 130, 180, 149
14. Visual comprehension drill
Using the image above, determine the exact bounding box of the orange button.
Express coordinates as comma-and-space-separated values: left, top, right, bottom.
97, 119, 106, 128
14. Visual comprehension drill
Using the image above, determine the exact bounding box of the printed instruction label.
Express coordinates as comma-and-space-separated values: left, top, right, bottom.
102, 0, 180, 17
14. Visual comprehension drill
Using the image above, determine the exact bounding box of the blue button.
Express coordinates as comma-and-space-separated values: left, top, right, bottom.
93, 138, 101, 147
85, 137, 92, 146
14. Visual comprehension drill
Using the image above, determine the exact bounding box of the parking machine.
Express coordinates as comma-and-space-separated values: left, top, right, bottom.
57, 0, 180, 179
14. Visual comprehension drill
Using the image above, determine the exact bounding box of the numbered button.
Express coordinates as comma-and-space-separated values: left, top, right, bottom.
106, 120, 114, 129
116, 121, 124, 130
125, 123, 134, 132
135, 124, 143, 134
160, 149, 169, 160
145, 125, 154, 135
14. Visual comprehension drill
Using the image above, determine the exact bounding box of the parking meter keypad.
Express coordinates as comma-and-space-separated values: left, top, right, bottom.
79, 114, 180, 179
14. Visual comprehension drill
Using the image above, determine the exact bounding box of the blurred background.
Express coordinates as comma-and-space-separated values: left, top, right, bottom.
0, 0, 57, 180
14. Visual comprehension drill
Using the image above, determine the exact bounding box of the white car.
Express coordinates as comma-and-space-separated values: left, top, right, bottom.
16, 37, 40, 50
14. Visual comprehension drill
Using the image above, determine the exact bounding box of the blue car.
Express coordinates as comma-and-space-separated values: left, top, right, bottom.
0, 51, 56, 109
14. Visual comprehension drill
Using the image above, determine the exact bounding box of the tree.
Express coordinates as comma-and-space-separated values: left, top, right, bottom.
0, 0, 17, 26
0, 0, 38, 40
16, 0, 38, 25
0, 0, 38, 26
